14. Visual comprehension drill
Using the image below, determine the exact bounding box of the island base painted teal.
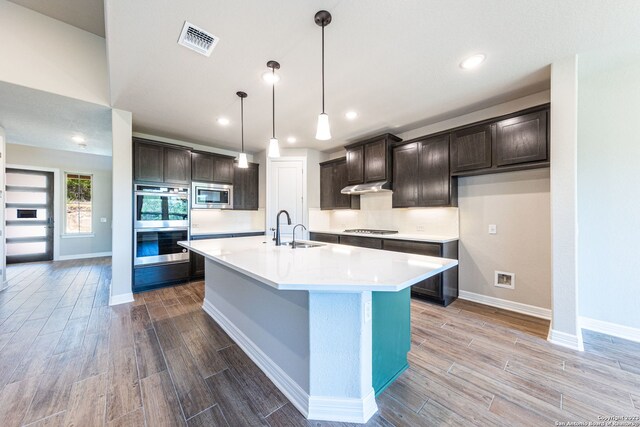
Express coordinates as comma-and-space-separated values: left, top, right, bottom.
372, 287, 411, 395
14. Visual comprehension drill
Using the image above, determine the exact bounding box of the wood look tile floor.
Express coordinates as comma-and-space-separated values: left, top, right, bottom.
1, 258, 639, 426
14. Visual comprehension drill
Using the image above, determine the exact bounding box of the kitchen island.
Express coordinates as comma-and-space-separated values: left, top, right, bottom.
178, 235, 458, 423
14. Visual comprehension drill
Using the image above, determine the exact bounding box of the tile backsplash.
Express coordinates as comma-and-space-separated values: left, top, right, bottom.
191, 208, 265, 235
309, 193, 459, 236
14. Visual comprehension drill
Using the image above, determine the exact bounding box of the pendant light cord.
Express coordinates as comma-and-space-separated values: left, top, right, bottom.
272, 67, 276, 139
321, 24, 325, 114
240, 97, 244, 152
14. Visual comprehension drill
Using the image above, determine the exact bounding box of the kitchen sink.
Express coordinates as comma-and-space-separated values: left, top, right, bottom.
285, 241, 325, 249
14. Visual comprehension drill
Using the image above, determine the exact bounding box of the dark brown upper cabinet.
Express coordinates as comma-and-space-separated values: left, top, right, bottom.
345, 133, 401, 185
393, 135, 456, 208
163, 147, 191, 184
320, 158, 360, 210
133, 139, 190, 185
495, 110, 548, 166
392, 142, 419, 208
450, 124, 492, 173
346, 145, 364, 184
191, 151, 215, 182
419, 135, 455, 207
233, 162, 259, 210
134, 140, 164, 183
212, 155, 234, 184
191, 151, 234, 184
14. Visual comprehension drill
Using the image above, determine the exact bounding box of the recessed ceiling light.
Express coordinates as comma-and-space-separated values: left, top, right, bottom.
287, 136, 296, 144
217, 117, 230, 126
460, 54, 486, 70
345, 111, 358, 120
262, 70, 280, 85
72, 135, 85, 143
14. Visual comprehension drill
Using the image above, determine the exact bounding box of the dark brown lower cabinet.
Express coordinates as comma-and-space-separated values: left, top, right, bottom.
308, 233, 340, 244
134, 232, 265, 292
309, 232, 459, 306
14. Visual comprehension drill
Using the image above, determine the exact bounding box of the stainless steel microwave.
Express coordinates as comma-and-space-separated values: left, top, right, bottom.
192, 182, 233, 209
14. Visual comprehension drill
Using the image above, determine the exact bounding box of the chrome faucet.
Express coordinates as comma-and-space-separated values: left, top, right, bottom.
275, 210, 291, 246
291, 224, 307, 248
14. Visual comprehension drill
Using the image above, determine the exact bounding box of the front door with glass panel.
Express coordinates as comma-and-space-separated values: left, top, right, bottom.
5, 169, 54, 263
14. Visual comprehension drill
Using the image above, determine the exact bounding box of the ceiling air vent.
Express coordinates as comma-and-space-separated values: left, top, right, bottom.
177, 21, 219, 56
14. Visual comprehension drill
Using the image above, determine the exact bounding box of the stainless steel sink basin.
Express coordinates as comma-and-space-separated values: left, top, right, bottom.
285, 241, 325, 249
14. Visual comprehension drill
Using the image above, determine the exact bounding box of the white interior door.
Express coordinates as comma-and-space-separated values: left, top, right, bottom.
268, 158, 304, 243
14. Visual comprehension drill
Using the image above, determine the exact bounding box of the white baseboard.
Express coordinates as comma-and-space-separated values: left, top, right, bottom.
458, 290, 551, 320
109, 292, 134, 306
580, 316, 640, 343
308, 391, 378, 424
57, 251, 112, 261
202, 298, 377, 423
547, 329, 584, 351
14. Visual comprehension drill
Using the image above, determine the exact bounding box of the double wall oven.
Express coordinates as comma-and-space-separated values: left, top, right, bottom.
134, 184, 190, 266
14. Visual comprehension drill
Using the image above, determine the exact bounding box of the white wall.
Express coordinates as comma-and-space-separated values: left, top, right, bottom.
577, 51, 640, 331
6, 143, 113, 258
0, 0, 109, 106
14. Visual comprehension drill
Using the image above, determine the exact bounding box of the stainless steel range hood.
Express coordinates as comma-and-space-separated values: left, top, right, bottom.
340, 181, 392, 195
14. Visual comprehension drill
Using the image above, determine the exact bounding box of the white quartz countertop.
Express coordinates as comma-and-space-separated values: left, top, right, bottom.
309, 229, 459, 244
178, 236, 458, 292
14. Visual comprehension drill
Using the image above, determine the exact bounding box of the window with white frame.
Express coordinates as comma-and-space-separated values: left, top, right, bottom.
65, 173, 93, 234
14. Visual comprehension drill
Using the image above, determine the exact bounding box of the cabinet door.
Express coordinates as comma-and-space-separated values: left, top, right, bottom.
190, 251, 205, 279
233, 163, 259, 210
450, 124, 492, 173
134, 141, 164, 183
191, 152, 214, 182
392, 143, 419, 208
212, 156, 234, 184
333, 161, 352, 209
340, 235, 383, 249
364, 139, 387, 182
419, 135, 452, 207
320, 163, 335, 210
164, 147, 191, 185
346, 146, 364, 184
496, 110, 548, 166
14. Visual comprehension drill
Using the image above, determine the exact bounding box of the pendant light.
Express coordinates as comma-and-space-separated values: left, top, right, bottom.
315, 10, 332, 141
266, 60, 281, 158
236, 91, 249, 168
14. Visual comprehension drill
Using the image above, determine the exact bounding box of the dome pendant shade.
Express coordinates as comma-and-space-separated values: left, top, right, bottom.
238, 152, 249, 168
268, 138, 280, 158
315, 113, 331, 140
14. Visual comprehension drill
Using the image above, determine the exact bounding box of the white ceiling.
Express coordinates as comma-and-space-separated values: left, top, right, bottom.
0, 81, 113, 156
111, 1, 640, 153
8, 0, 105, 37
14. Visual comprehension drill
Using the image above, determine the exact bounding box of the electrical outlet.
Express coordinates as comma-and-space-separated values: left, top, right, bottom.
100, 217, 107, 223
488, 224, 497, 234
416, 225, 425, 232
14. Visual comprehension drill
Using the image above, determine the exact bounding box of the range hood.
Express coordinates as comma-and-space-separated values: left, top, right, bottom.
341, 181, 392, 195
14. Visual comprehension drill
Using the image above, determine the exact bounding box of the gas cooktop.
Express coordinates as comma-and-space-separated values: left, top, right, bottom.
343, 229, 399, 235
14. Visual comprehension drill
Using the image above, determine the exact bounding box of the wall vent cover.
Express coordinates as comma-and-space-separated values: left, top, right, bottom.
177, 21, 219, 56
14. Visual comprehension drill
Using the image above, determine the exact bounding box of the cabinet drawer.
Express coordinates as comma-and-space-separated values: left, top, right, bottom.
134, 262, 190, 291
309, 233, 340, 244
340, 235, 383, 249
382, 240, 441, 257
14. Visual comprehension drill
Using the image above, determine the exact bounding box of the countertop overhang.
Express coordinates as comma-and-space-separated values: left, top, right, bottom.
178, 236, 458, 292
